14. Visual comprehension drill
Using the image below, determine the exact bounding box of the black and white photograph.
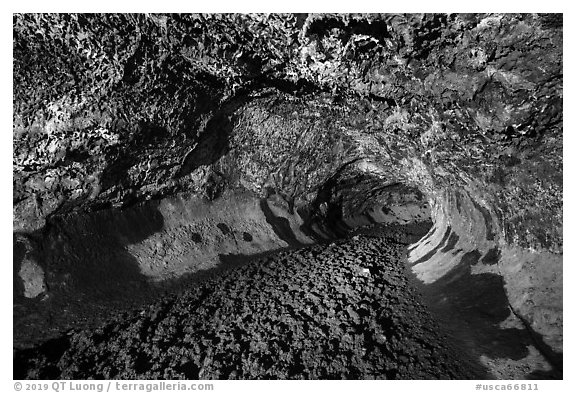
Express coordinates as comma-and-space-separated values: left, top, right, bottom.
8, 4, 566, 386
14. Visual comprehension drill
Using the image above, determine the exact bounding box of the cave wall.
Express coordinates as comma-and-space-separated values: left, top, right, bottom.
13, 13, 562, 359
13, 188, 319, 346
408, 189, 562, 359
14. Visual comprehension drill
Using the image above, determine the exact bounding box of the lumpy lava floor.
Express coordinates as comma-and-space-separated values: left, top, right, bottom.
15, 225, 486, 380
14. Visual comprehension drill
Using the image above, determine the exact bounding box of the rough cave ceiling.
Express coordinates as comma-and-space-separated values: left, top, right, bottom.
13, 13, 563, 373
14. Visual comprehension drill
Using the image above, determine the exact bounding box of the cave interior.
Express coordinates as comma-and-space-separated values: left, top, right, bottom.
12, 13, 563, 380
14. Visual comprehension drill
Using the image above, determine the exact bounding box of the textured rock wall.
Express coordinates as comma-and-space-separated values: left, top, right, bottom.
13, 189, 308, 347
408, 189, 562, 366
13, 13, 562, 361
14, 187, 428, 349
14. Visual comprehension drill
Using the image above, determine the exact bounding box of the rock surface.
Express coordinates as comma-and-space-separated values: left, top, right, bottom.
15, 230, 484, 380
13, 13, 563, 378
13, 189, 426, 351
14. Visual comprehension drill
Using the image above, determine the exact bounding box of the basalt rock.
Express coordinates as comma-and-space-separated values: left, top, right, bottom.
16, 232, 485, 380
13, 13, 562, 378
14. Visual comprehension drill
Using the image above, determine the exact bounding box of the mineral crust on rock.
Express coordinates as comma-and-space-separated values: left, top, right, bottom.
13, 13, 562, 379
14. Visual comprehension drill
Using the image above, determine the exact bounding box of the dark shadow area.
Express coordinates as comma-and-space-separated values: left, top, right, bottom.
13, 201, 166, 354
408, 225, 436, 252
480, 247, 501, 265
407, 249, 563, 379
216, 223, 232, 236
296, 205, 332, 242
13, 236, 27, 300
440, 231, 460, 253
351, 221, 434, 245
412, 226, 452, 265
14, 335, 71, 380
175, 112, 233, 179
470, 198, 496, 241
512, 310, 564, 378
190, 232, 202, 243
259, 199, 304, 247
